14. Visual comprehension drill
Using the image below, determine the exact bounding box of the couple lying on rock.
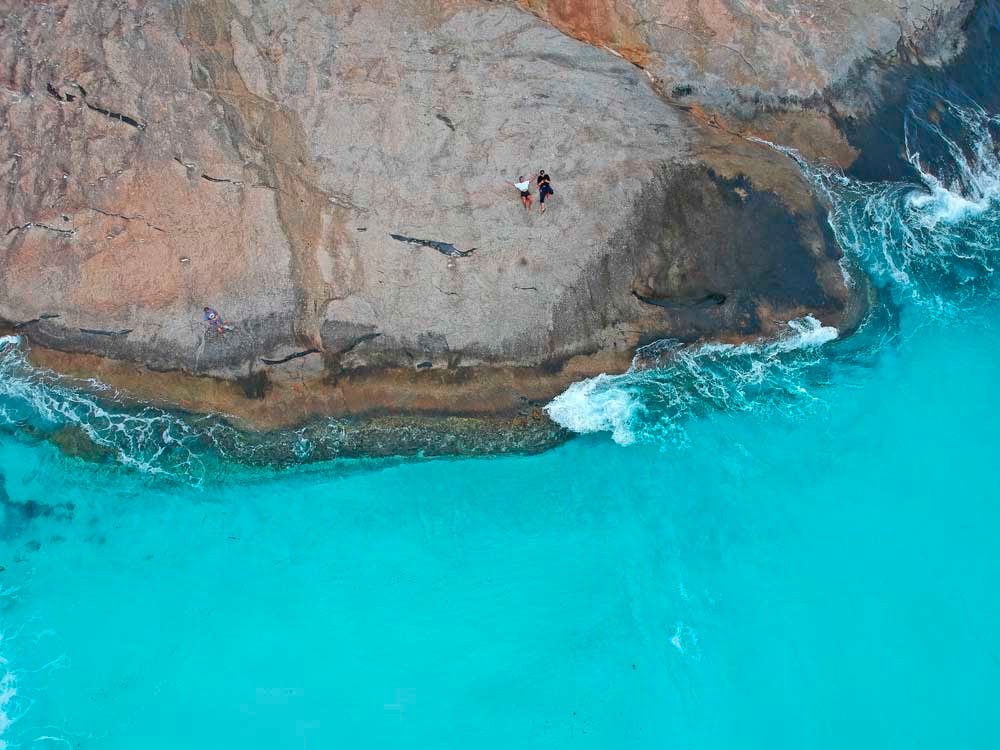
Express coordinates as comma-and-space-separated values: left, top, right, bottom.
510, 171, 554, 213
203, 306, 234, 335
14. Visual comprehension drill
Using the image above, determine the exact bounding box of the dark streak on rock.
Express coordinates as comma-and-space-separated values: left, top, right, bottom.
13, 313, 60, 329
85, 102, 146, 129
38, 223, 75, 237
78, 328, 132, 337
390, 233, 474, 258
631, 290, 727, 308
435, 113, 456, 130
261, 348, 320, 365
87, 207, 165, 232
46, 82, 60, 99
57, 80, 146, 129
7, 222, 75, 237
201, 174, 242, 185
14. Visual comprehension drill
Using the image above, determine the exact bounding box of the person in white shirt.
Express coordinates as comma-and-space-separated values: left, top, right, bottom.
508, 175, 533, 212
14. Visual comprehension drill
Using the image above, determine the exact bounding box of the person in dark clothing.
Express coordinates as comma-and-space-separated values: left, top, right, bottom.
536, 170, 554, 213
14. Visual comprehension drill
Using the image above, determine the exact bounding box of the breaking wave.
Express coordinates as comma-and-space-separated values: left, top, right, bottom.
550, 96, 1000, 444
0, 336, 560, 482
0, 336, 237, 484
0, 337, 389, 484
760, 94, 1000, 312
546, 316, 839, 446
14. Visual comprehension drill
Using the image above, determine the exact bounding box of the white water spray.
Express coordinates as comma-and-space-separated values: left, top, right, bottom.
0, 336, 222, 483
551, 97, 1000, 445
546, 317, 839, 446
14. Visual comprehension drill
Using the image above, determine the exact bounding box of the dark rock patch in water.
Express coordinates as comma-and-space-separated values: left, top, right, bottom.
0, 471, 76, 540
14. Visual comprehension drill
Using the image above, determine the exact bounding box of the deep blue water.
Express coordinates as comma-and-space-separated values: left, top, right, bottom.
2, 91, 1000, 749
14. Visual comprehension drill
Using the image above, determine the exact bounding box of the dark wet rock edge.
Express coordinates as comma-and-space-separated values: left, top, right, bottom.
548, 162, 850, 349
6, 404, 570, 473
19, 311, 298, 374
833, 0, 998, 183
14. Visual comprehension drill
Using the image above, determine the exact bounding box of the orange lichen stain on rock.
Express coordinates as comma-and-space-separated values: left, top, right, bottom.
744, 111, 859, 169
682, 101, 858, 171
66, 162, 254, 315
517, 0, 652, 68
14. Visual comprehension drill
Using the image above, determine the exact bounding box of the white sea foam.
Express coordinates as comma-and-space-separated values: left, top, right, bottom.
545, 317, 839, 445
759, 98, 1000, 315
0, 336, 224, 483
904, 98, 1000, 225
543, 373, 641, 445
906, 167, 984, 225
670, 621, 701, 659
562, 98, 999, 452
775, 315, 840, 350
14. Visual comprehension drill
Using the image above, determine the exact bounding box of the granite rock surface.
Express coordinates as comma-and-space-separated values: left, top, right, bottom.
0, 0, 975, 427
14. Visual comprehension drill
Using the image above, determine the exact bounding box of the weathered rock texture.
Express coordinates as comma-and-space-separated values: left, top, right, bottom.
517, 0, 974, 109
0, 0, 974, 431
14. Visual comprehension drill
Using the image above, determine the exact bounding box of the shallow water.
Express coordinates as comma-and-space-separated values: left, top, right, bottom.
2, 309, 999, 749
4, 68, 1000, 750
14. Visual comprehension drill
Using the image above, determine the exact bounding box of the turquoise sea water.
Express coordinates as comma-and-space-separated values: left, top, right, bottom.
3, 96, 1000, 747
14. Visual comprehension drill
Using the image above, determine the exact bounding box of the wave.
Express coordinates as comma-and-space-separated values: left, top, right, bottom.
0, 336, 234, 484
0, 336, 356, 484
0, 336, 561, 482
904, 90, 1000, 213
551, 96, 1000, 444
2, 95, 999, 463
546, 316, 838, 446
761, 97, 1000, 312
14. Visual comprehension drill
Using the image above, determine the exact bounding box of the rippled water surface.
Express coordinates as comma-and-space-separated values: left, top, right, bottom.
3, 90, 1000, 749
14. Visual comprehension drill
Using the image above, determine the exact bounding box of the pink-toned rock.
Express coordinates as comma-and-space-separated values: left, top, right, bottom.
0, 0, 974, 427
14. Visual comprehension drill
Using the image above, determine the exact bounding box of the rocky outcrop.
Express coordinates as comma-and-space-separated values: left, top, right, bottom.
0, 0, 975, 432
516, 0, 974, 112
